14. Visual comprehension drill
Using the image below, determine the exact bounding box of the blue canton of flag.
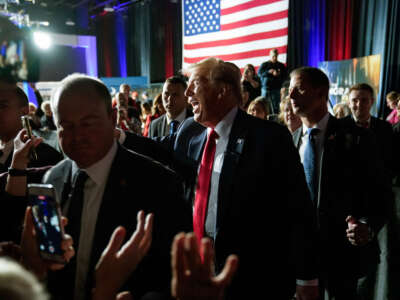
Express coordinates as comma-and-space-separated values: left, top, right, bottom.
183, 0, 221, 37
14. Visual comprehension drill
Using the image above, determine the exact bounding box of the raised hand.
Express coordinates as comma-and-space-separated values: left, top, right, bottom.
93, 211, 154, 300
171, 233, 238, 300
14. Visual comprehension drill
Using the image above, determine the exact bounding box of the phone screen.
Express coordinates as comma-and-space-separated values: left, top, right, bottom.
30, 194, 64, 260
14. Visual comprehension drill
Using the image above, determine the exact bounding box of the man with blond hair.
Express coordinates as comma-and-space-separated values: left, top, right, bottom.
164, 57, 319, 300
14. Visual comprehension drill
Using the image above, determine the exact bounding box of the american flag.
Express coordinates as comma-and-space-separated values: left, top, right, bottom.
182, 0, 288, 70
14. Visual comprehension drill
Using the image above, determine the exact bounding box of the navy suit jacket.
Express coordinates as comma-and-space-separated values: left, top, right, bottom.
148, 108, 193, 138
292, 115, 391, 278
163, 109, 319, 299
44, 145, 192, 300
121, 131, 173, 167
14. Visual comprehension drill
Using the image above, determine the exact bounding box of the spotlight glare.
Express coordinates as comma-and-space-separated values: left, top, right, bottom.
33, 31, 51, 50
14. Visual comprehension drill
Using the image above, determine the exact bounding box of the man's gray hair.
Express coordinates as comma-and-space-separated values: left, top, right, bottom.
51, 73, 112, 125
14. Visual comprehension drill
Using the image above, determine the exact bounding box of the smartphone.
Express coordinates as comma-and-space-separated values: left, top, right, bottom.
21, 115, 38, 160
28, 184, 66, 264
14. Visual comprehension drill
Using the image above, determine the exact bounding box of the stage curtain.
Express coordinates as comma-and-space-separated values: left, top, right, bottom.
96, 13, 115, 77
326, 0, 353, 61
164, 1, 174, 79
352, 0, 400, 118
288, 0, 326, 69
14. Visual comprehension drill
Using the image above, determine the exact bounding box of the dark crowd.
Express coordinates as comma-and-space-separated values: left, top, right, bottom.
0, 50, 399, 300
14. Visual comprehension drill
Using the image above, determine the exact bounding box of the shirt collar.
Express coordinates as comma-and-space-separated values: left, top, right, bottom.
302, 112, 330, 136
166, 108, 187, 124
353, 115, 371, 128
207, 106, 238, 140
72, 141, 118, 186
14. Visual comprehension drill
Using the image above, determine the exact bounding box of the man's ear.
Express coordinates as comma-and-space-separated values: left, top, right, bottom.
316, 87, 326, 99
20, 105, 29, 116
217, 83, 228, 100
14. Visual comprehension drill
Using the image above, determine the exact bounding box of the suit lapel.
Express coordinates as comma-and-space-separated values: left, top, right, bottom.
318, 115, 338, 208
55, 160, 73, 209
88, 145, 136, 282
188, 129, 207, 162
369, 116, 377, 130
217, 110, 248, 229
160, 115, 168, 137
292, 127, 302, 148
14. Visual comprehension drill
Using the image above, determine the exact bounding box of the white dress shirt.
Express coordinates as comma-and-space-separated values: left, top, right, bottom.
166, 108, 187, 125
204, 106, 238, 241
68, 141, 118, 300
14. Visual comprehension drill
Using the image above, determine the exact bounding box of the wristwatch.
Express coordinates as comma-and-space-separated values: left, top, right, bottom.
8, 167, 28, 177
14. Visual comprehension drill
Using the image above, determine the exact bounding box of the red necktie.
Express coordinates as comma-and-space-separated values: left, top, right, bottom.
193, 129, 219, 245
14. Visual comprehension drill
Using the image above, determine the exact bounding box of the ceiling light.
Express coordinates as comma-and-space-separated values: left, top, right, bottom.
65, 19, 75, 26
104, 5, 114, 12
33, 31, 51, 50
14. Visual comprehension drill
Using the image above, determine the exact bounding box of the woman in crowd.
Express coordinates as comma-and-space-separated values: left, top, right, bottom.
247, 97, 270, 120
241, 64, 261, 102
333, 102, 351, 119
240, 81, 252, 111
386, 91, 399, 125
279, 97, 302, 134
142, 93, 165, 137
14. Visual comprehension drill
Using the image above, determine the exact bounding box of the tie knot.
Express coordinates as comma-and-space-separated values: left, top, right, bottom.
74, 170, 88, 188
0, 149, 3, 158
170, 120, 180, 134
208, 129, 219, 141
356, 121, 369, 128
307, 128, 319, 138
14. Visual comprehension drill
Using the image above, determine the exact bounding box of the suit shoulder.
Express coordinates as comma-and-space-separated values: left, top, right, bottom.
42, 159, 71, 183
178, 117, 205, 134
118, 146, 179, 180
150, 115, 165, 127
373, 117, 393, 131
245, 113, 288, 135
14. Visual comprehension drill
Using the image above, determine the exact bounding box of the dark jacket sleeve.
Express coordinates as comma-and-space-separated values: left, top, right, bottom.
257, 61, 269, 77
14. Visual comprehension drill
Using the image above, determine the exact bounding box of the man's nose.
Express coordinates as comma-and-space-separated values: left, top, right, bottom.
288, 88, 295, 99
185, 85, 193, 97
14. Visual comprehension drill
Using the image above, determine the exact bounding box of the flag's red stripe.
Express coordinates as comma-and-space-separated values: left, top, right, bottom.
183, 45, 287, 64
184, 28, 287, 50
221, 0, 284, 15
220, 10, 288, 31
